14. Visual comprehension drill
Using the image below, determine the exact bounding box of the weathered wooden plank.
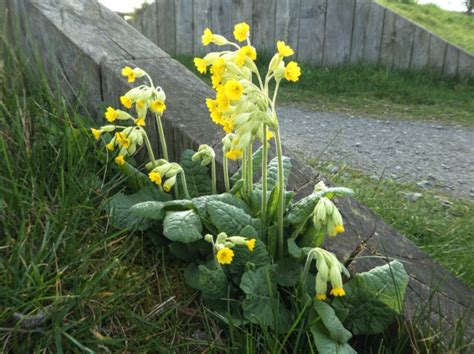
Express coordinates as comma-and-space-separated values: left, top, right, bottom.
428, 34, 447, 75
410, 26, 430, 70
156, 0, 167, 50
458, 49, 474, 78
253, 0, 276, 53
323, 0, 354, 66
443, 44, 459, 77
392, 16, 415, 70
297, 0, 325, 65
350, 0, 371, 63
364, 1, 385, 64
379, 8, 396, 67
175, 0, 193, 55
193, 0, 212, 55
144, 2, 159, 45
163, 0, 176, 56
275, 0, 301, 53
212, 0, 233, 39
231, 0, 253, 33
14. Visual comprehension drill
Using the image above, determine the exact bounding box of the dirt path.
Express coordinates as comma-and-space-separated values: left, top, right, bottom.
278, 106, 474, 199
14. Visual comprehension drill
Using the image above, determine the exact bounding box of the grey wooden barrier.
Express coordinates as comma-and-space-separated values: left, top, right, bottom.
130, 0, 474, 79
5, 0, 473, 348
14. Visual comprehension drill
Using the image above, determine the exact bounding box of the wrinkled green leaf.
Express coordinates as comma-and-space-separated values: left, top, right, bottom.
130, 199, 195, 220
193, 193, 251, 218
275, 257, 303, 287
229, 240, 270, 283
239, 225, 259, 238
286, 193, 318, 225
332, 261, 409, 335
104, 187, 170, 230
313, 301, 352, 344
184, 263, 201, 290
262, 156, 292, 191
310, 322, 357, 354
207, 201, 252, 235
198, 265, 230, 310
180, 149, 212, 197
169, 239, 211, 262
240, 265, 291, 332
163, 210, 203, 243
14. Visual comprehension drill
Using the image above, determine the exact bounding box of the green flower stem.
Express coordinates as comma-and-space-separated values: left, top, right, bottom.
180, 171, 191, 199
242, 147, 248, 197
211, 157, 217, 194
155, 113, 169, 161
141, 129, 157, 167
223, 152, 230, 192
275, 126, 285, 259
261, 124, 268, 237
247, 144, 253, 194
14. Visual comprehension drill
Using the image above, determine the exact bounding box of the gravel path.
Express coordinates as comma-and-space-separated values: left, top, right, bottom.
278, 106, 474, 199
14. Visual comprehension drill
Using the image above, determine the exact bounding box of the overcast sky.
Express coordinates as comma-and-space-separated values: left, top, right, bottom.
98, 0, 467, 13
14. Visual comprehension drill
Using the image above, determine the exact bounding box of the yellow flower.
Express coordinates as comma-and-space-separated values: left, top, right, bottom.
121, 66, 136, 83
120, 96, 132, 109
233, 22, 250, 42
115, 132, 130, 149
91, 128, 102, 140
210, 110, 223, 125
330, 287, 346, 297
234, 52, 246, 67
194, 57, 208, 74
202, 28, 214, 46
148, 171, 162, 186
114, 155, 125, 165
224, 80, 243, 101
206, 98, 218, 113
106, 142, 115, 151
222, 118, 234, 134
316, 293, 327, 301
246, 239, 256, 251
284, 61, 301, 82
277, 41, 294, 57
225, 149, 243, 161
241, 45, 257, 60
136, 99, 146, 110
135, 117, 146, 126
266, 131, 274, 140
216, 247, 234, 265
211, 73, 222, 89
150, 100, 166, 113
335, 225, 345, 234
216, 88, 230, 112
211, 58, 226, 75
105, 107, 118, 122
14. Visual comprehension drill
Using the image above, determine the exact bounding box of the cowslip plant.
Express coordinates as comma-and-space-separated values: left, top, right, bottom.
91, 22, 408, 352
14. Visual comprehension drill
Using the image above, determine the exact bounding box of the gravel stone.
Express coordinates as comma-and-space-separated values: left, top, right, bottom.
277, 107, 474, 199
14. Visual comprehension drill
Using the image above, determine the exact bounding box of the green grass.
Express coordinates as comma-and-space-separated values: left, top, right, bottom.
310, 160, 474, 288
0, 54, 226, 352
176, 55, 474, 126
378, 0, 474, 55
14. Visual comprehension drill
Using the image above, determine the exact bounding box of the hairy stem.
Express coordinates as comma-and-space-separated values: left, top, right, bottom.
275, 127, 285, 259
223, 152, 230, 192
261, 125, 268, 237
180, 171, 191, 199
211, 157, 217, 194
155, 113, 169, 161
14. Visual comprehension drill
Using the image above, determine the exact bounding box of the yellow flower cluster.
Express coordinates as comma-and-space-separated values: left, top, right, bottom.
194, 23, 301, 161
205, 232, 257, 265
91, 66, 168, 166
147, 159, 183, 192
308, 248, 348, 301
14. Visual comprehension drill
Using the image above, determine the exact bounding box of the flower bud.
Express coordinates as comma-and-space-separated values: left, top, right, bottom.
227, 236, 247, 246
213, 34, 229, 46
216, 232, 228, 244
163, 175, 176, 192
204, 234, 214, 243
